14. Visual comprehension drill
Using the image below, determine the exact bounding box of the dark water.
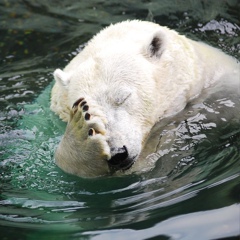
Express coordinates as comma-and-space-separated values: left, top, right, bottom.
0, 0, 240, 239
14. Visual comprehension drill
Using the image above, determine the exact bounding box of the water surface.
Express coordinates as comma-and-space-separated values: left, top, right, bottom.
0, 1, 240, 239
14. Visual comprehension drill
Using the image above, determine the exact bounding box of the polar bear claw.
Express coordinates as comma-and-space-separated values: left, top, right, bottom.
70, 97, 108, 137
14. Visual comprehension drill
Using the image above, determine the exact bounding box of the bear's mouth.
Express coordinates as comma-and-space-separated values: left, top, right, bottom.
108, 157, 136, 171
107, 145, 136, 171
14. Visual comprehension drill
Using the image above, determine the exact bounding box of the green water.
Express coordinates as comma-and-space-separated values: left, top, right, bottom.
0, 1, 240, 239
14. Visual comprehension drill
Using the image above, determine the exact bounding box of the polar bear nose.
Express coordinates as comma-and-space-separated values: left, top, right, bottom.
108, 146, 134, 170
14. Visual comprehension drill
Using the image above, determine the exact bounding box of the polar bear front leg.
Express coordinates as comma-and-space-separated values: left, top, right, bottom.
55, 98, 111, 177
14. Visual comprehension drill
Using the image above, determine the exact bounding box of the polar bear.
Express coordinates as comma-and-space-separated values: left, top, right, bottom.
51, 20, 239, 178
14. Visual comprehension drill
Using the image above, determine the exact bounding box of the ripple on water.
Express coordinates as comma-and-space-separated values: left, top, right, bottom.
0, 1, 240, 239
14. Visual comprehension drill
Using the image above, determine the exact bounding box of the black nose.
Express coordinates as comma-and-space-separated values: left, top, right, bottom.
108, 146, 134, 170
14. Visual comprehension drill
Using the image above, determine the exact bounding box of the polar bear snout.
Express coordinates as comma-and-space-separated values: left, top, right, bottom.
108, 146, 135, 171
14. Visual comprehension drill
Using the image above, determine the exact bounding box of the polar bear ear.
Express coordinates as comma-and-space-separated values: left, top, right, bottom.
147, 31, 164, 58
53, 69, 70, 88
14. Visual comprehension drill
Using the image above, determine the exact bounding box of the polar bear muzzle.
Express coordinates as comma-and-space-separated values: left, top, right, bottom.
107, 145, 135, 171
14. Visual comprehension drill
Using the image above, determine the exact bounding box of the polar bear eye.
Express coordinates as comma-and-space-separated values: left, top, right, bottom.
115, 90, 132, 106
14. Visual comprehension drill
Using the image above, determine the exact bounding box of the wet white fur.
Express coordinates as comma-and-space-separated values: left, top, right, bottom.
51, 20, 239, 177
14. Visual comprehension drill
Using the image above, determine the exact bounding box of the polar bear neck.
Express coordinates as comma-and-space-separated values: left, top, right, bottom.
190, 40, 239, 89
154, 32, 239, 119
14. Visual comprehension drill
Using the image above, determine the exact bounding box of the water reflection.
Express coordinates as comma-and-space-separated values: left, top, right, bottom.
82, 204, 240, 240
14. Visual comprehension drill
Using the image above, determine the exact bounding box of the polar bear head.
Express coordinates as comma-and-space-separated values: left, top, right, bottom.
51, 20, 203, 177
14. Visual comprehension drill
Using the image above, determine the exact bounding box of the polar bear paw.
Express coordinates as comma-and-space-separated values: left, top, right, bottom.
62, 97, 111, 163
71, 97, 108, 135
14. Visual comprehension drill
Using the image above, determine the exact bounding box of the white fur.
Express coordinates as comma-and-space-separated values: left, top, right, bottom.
53, 69, 70, 87
50, 20, 239, 177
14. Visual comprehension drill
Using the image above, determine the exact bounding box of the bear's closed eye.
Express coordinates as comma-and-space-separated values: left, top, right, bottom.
114, 88, 133, 106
